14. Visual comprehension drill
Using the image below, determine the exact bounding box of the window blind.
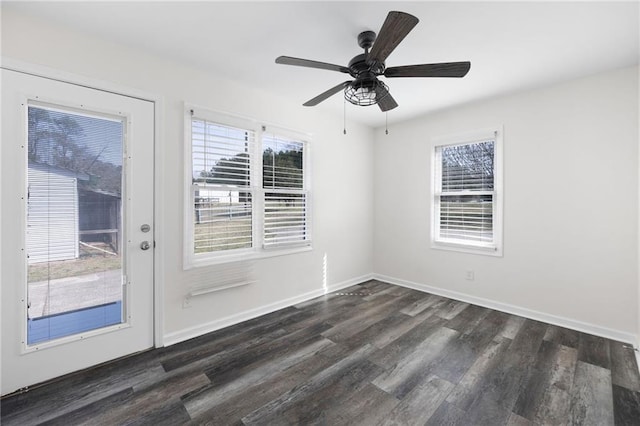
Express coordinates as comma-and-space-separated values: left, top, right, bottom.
436, 140, 495, 246
191, 119, 254, 253
262, 133, 308, 247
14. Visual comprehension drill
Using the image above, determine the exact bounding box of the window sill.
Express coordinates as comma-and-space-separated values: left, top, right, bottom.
431, 240, 502, 257
184, 243, 312, 269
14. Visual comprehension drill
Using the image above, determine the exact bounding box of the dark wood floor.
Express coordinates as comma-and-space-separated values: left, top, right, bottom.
2, 281, 640, 425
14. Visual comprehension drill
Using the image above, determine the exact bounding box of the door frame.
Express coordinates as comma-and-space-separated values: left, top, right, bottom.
1, 56, 165, 350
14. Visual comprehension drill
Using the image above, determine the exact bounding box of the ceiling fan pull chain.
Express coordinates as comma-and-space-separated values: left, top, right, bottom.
385, 112, 389, 135
343, 98, 347, 135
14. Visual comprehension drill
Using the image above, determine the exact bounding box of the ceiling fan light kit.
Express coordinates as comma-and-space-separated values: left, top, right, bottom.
344, 79, 389, 107
275, 11, 471, 113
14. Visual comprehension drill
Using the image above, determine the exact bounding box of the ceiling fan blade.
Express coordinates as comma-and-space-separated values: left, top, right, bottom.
375, 85, 398, 112
385, 62, 471, 78
303, 81, 352, 106
276, 56, 350, 74
368, 11, 419, 66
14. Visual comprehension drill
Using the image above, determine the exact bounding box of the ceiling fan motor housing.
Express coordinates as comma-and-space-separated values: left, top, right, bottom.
348, 53, 385, 78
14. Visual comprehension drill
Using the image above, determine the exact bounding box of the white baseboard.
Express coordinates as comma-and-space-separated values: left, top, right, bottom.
163, 271, 637, 348
324, 273, 375, 294
162, 273, 374, 347
373, 273, 637, 345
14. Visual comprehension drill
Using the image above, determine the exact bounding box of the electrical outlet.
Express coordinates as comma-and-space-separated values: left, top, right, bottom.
182, 297, 192, 309
465, 270, 475, 281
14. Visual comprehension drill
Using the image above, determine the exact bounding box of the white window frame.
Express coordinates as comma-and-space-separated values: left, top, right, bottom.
183, 105, 312, 268
431, 127, 503, 256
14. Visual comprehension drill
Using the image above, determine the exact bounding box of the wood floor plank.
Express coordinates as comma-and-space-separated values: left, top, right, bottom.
463, 392, 512, 425
544, 324, 580, 349
569, 361, 614, 425
36, 388, 136, 426
270, 360, 383, 425
378, 375, 454, 425
203, 321, 331, 382
324, 293, 398, 327
125, 401, 192, 426
509, 319, 548, 363
399, 293, 442, 316
511, 341, 558, 420
446, 336, 512, 411
512, 340, 577, 421
610, 340, 640, 392
362, 284, 414, 301
358, 279, 392, 292
499, 315, 526, 340
161, 305, 304, 362
184, 338, 333, 418
470, 349, 537, 413
336, 311, 413, 349
460, 309, 511, 355
322, 291, 425, 343
240, 345, 382, 425
532, 345, 578, 424
187, 341, 344, 424
372, 326, 459, 398
577, 332, 611, 370
506, 412, 534, 426
612, 384, 640, 425
0, 356, 165, 425
434, 300, 470, 320
161, 327, 288, 372
368, 313, 447, 369
56, 371, 208, 426
159, 323, 329, 393
293, 288, 359, 309
159, 303, 324, 372
535, 384, 573, 425
426, 335, 479, 384
324, 382, 400, 425
444, 304, 491, 334
284, 293, 365, 333
425, 400, 468, 425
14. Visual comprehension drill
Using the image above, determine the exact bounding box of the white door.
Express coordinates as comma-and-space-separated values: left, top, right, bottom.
1, 68, 155, 396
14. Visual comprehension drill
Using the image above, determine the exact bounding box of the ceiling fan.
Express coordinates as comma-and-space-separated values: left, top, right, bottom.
275, 11, 471, 112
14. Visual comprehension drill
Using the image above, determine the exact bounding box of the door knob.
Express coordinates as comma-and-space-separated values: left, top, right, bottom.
140, 241, 150, 250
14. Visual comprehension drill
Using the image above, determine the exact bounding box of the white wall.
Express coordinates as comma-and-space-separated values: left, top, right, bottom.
374, 66, 639, 340
1, 9, 374, 343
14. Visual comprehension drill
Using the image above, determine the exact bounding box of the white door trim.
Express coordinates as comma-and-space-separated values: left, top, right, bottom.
0, 56, 165, 349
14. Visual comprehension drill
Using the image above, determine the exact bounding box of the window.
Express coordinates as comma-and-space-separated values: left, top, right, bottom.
262, 132, 308, 248
191, 119, 254, 254
185, 107, 311, 267
432, 129, 502, 255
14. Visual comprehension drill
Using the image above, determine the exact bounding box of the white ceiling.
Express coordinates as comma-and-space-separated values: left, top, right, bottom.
5, 1, 639, 128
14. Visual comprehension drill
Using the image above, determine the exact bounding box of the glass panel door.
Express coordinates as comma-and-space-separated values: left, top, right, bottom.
1, 68, 154, 396
26, 104, 125, 345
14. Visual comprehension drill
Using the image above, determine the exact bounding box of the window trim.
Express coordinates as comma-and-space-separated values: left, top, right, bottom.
431, 127, 503, 257
183, 105, 312, 269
